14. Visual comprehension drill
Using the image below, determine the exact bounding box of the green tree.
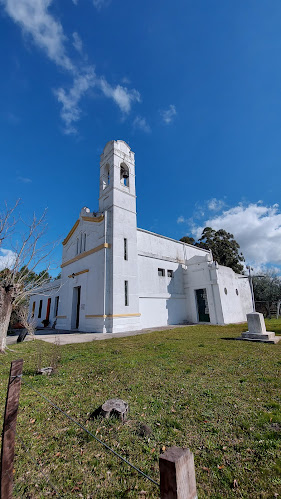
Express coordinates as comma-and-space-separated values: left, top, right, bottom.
253, 271, 281, 317
180, 226, 245, 274
253, 271, 281, 303
179, 236, 195, 245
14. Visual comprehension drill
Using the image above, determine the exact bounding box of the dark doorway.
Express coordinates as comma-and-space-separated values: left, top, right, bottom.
72, 286, 81, 329
46, 298, 51, 323
196, 289, 210, 322
76, 286, 81, 328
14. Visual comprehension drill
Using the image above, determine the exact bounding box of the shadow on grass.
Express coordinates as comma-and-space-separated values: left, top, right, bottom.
220, 337, 240, 341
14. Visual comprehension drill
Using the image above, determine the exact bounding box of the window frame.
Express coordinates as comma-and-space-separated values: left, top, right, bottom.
158, 268, 165, 277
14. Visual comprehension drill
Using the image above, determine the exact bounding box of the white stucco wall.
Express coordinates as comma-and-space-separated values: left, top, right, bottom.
28, 140, 253, 334
29, 281, 61, 328
216, 266, 252, 323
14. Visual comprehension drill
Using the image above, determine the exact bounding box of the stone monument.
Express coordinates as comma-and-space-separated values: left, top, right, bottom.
238, 312, 280, 344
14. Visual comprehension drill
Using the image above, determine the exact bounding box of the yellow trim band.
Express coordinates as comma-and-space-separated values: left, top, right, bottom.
82, 215, 104, 223
68, 269, 89, 278
62, 220, 79, 246
85, 313, 141, 318
56, 315, 67, 319
61, 243, 110, 268
62, 215, 104, 246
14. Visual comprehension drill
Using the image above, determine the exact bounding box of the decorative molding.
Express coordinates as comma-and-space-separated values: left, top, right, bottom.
86, 315, 107, 318
68, 269, 89, 278
62, 215, 104, 246
61, 243, 110, 268
85, 313, 141, 318
62, 220, 79, 246
82, 215, 104, 223
56, 315, 67, 319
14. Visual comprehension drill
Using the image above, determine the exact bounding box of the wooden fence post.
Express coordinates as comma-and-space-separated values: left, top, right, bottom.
159, 447, 197, 499
0, 359, 23, 499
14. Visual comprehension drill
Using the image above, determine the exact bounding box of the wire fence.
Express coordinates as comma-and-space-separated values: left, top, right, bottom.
17, 433, 62, 498
13, 374, 160, 496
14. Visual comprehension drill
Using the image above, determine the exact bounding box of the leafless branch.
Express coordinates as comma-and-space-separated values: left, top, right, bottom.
18, 306, 36, 336
0, 199, 20, 246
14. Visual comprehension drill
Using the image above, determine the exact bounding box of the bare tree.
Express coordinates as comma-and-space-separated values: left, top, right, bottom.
0, 203, 57, 352
18, 305, 36, 337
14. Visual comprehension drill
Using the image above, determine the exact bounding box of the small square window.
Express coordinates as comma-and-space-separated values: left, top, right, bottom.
158, 268, 165, 277
167, 270, 174, 278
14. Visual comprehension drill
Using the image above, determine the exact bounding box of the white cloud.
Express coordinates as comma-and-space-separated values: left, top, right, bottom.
160, 104, 177, 124
54, 68, 96, 134
0, 249, 17, 270
17, 176, 32, 183
133, 116, 150, 133
93, 0, 110, 10
72, 32, 83, 55
191, 202, 281, 267
72, 0, 78, 4
1, 0, 140, 133
99, 79, 140, 113
177, 216, 185, 224
2, 0, 74, 71
207, 198, 225, 211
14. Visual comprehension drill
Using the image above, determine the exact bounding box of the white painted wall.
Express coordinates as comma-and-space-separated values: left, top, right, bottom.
216, 265, 253, 323
29, 139, 253, 334
29, 282, 61, 328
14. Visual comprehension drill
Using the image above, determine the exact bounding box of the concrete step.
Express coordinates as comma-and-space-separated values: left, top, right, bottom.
242, 331, 276, 341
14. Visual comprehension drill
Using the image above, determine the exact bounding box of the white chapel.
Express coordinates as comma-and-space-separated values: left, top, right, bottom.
29, 140, 253, 333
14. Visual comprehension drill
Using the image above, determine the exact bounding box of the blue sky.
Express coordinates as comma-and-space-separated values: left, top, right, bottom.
1, 0, 281, 275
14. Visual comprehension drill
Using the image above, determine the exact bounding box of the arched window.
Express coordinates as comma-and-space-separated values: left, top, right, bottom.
120, 163, 129, 187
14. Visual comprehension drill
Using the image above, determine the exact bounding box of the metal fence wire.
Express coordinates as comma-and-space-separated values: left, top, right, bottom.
21, 377, 160, 488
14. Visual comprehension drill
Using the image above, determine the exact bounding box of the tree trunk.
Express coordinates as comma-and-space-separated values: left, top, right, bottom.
0, 287, 13, 352
277, 301, 281, 319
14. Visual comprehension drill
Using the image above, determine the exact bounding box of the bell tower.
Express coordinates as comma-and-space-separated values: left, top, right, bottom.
99, 140, 140, 332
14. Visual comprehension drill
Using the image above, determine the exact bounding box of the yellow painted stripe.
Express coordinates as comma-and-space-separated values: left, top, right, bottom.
68, 269, 89, 278
56, 315, 67, 319
62, 220, 79, 246
85, 313, 141, 318
82, 215, 104, 223
61, 243, 110, 268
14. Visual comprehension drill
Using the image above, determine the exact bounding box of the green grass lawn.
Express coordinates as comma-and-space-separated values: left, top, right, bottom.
1, 320, 281, 498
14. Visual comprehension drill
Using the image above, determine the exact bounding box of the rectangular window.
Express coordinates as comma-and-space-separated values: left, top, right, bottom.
84, 233, 86, 252
54, 296, 59, 317
125, 280, 129, 306
124, 238, 128, 260
167, 270, 174, 278
38, 300, 43, 318
31, 301, 35, 318
76, 238, 79, 255
158, 268, 165, 277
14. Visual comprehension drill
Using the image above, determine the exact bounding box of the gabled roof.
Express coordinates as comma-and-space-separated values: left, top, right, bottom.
62, 214, 104, 246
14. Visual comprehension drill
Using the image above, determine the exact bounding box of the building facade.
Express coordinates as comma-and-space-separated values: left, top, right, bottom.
29, 140, 253, 332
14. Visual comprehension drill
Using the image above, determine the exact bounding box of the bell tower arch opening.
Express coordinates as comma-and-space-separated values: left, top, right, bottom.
120, 163, 129, 187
